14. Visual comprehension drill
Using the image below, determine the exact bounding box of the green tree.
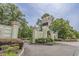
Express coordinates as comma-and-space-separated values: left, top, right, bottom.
36, 13, 54, 31
18, 22, 33, 39
0, 3, 26, 25
0, 4, 9, 24
41, 13, 54, 20
41, 13, 50, 19
0, 3, 32, 39
50, 18, 76, 39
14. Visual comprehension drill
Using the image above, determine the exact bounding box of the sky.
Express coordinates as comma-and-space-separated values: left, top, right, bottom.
16, 3, 79, 31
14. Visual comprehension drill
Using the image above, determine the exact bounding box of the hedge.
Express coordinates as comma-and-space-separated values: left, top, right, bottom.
35, 38, 54, 44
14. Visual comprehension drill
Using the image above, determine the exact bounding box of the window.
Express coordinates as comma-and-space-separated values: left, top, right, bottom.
42, 22, 48, 26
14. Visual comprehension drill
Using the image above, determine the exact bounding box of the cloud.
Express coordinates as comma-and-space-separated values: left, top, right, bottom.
16, 3, 79, 31
68, 13, 79, 31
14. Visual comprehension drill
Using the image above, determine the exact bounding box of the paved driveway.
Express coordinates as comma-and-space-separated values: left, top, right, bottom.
21, 42, 79, 56
56, 42, 79, 47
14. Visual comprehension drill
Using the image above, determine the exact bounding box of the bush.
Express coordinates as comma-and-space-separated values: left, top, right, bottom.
35, 38, 54, 44
0, 45, 20, 56
3, 52, 16, 56
46, 38, 53, 42
4, 46, 19, 53
0, 39, 24, 49
0, 45, 10, 50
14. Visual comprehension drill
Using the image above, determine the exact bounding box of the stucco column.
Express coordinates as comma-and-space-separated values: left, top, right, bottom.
42, 26, 49, 38
11, 21, 20, 39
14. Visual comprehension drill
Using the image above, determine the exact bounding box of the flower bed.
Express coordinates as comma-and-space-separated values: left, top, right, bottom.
0, 39, 23, 56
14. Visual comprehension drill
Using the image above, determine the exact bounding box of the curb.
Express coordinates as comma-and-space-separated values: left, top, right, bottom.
18, 45, 24, 56
18, 47, 24, 56
56, 42, 78, 48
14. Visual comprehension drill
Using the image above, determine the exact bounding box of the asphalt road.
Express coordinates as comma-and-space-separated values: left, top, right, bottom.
21, 42, 79, 56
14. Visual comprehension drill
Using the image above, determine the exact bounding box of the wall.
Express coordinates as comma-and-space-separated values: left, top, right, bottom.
32, 29, 43, 43
0, 25, 12, 38
32, 28, 58, 43
0, 21, 19, 39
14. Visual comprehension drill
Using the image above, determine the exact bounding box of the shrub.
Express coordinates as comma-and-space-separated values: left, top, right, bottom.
35, 38, 46, 43
5, 47, 15, 53
2, 51, 16, 56
4, 46, 19, 53
0, 45, 20, 56
0, 45, 10, 50
46, 38, 53, 42
35, 38, 54, 44
54, 38, 63, 41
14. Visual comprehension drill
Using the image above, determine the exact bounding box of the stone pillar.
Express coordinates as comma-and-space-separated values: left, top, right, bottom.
32, 29, 36, 43
55, 32, 58, 39
42, 26, 49, 38
11, 21, 20, 39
